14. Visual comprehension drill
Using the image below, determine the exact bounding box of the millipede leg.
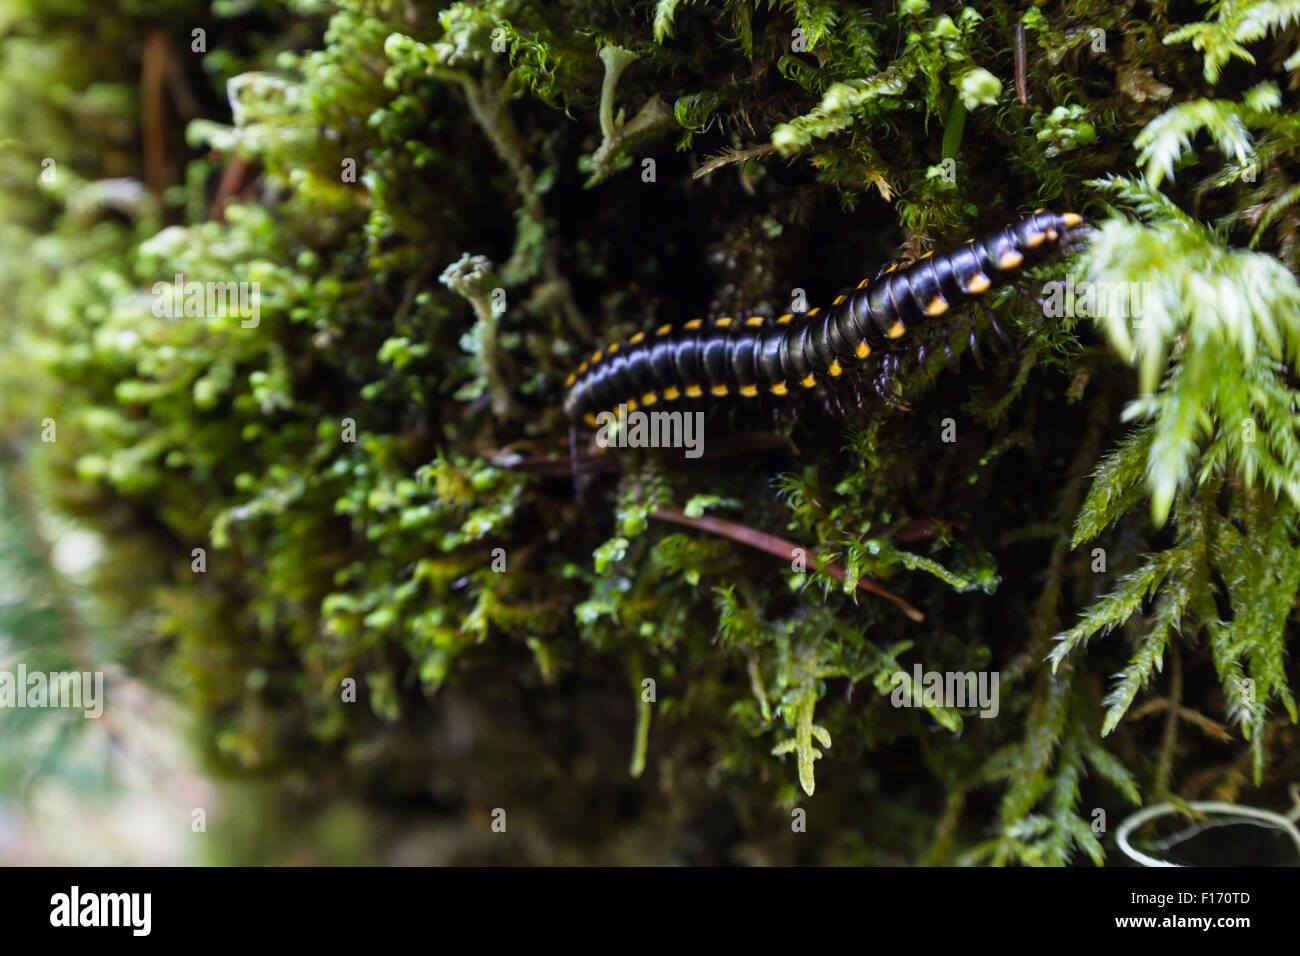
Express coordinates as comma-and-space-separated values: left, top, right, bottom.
1060, 225, 1096, 257
833, 388, 853, 424
941, 335, 961, 369
979, 301, 1006, 342
872, 258, 907, 280
1014, 286, 1048, 314
967, 311, 985, 371
848, 384, 872, 429
874, 354, 909, 411
824, 385, 842, 422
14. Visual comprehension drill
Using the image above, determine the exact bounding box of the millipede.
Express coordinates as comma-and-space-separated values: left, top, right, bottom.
563, 210, 1088, 426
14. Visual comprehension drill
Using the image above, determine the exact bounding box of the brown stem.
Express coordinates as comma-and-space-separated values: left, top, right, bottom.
1014, 20, 1028, 106
141, 29, 170, 201
651, 507, 923, 621
209, 153, 252, 222
479, 430, 800, 475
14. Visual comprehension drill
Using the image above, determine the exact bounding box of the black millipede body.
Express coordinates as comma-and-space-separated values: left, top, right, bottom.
563, 210, 1087, 425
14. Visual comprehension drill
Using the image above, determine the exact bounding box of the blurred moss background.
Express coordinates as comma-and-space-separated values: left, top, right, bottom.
2, 0, 1299, 865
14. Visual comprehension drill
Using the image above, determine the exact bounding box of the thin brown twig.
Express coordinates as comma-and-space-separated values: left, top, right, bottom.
209, 153, 252, 222
478, 430, 801, 475
650, 507, 924, 621
141, 29, 170, 200
1127, 696, 1233, 743
1014, 20, 1029, 106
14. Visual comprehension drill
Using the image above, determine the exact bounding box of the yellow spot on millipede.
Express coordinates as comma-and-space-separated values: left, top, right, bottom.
1062, 212, 1083, 226
710, 384, 729, 396
607, 343, 620, 353
1046, 227, 1059, 241
857, 278, 870, 289
565, 372, 577, 387
656, 324, 673, 336
925, 296, 949, 317
807, 308, 820, 316
800, 374, 817, 389
663, 386, 681, 400
855, 341, 871, 359
998, 249, 1024, 269
739, 384, 759, 397
591, 350, 603, 363
642, 392, 659, 406
628, 332, 646, 345
1025, 231, 1046, 248
828, 359, 843, 377
746, 316, 765, 327
578, 362, 589, 374
965, 273, 991, 294
777, 314, 794, 324
715, 316, 732, 327
684, 384, 703, 398
583, 413, 599, 427
770, 382, 789, 396
625, 399, 639, 412
920, 250, 934, 259
886, 320, 907, 339
684, 318, 703, 330
832, 295, 846, 306
885, 263, 898, 273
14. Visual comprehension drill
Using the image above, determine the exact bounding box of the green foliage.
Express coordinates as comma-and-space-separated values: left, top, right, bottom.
965, 671, 1139, 866
1165, 0, 1300, 83
770, 5, 996, 158
1134, 85, 1270, 186
1077, 178, 1300, 524
3, 0, 1300, 865
1055, 480, 1299, 778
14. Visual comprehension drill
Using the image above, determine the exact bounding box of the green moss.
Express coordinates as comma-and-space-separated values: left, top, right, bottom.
3, 0, 1300, 864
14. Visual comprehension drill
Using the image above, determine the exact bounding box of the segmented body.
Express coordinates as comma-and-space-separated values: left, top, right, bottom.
563, 210, 1086, 425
